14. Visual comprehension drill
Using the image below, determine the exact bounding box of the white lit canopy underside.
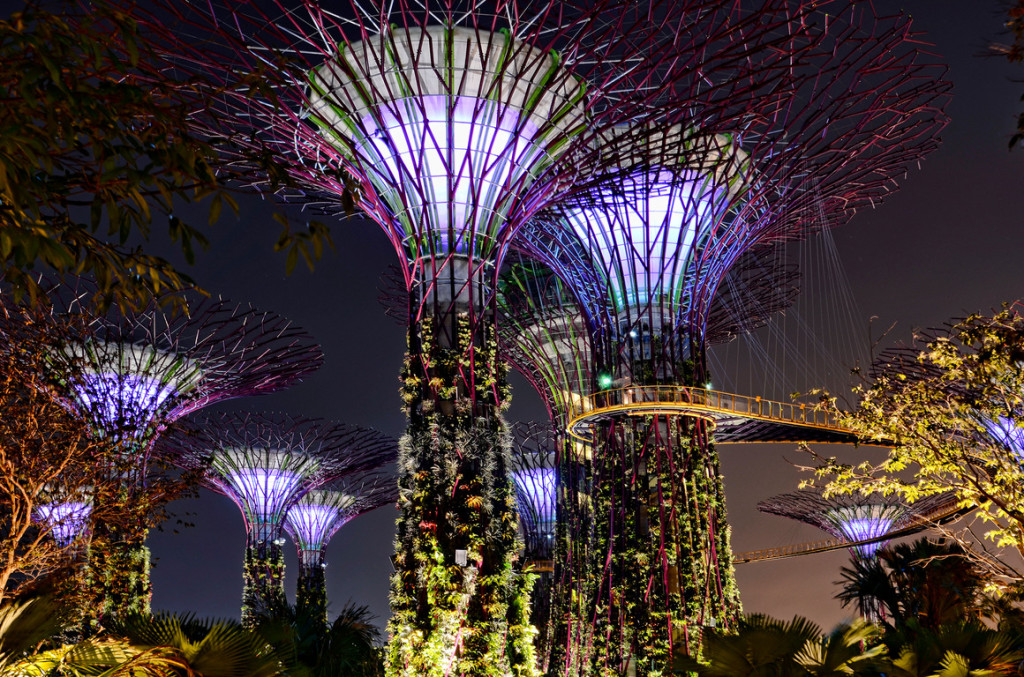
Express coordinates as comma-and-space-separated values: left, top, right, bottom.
823, 504, 906, 559
565, 131, 751, 316
307, 26, 587, 261
58, 342, 204, 435
212, 448, 320, 539
284, 490, 359, 564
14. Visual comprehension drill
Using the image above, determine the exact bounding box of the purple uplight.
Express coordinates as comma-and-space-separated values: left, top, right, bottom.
34, 501, 92, 547
568, 167, 730, 312
512, 468, 556, 531
71, 373, 176, 432
225, 468, 304, 525
352, 96, 544, 254
831, 514, 897, 559
983, 417, 1024, 460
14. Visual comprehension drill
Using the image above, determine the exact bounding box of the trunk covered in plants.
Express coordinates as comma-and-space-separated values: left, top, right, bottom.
387, 313, 538, 677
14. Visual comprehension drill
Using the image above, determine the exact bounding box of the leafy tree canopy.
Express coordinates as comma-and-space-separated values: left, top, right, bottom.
807, 305, 1024, 583
0, 0, 338, 309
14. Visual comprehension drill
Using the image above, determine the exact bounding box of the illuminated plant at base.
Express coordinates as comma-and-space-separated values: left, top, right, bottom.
511, 7, 949, 674
161, 411, 396, 627
24, 285, 323, 621
284, 470, 398, 624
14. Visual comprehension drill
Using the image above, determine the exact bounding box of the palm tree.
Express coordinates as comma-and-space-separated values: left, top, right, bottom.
836, 539, 984, 631
673, 614, 884, 677
883, 620, 1023, 677
250, 601, 383, 677
109, 612, 287, 677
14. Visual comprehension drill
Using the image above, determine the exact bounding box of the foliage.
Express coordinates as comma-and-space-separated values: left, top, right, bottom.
252, 601, 383, 677
807, 307, 1024, 573
0, 315, 119, 607
673, 614, 884, 677
0, 595, 62, 671
388, 314, 537, 677
242, 544, 288, 630
0, 0, 336, 309
836, 539, 986, 631
109, 611, 286, 677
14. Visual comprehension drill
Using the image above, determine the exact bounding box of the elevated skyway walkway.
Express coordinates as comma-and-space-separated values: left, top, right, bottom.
567, 386, 861, 445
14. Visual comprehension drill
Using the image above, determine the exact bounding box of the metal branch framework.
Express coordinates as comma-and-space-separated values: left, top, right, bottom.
28, 285, 324, 455
284, 469, 398, 622
161, 411, 396, 625
757, 490, 956, 560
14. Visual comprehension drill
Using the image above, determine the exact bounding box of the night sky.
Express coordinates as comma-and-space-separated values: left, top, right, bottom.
8, 1, 1024, 633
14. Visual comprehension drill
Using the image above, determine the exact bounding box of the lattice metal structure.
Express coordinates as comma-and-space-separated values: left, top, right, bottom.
757, 490, 955, 560
284, 469, 398, 623
508, 421, 565, 674
9, 282, 324, 618
507, 6, 949, 674
497, 247, 802, 672
161, 411, 396, 626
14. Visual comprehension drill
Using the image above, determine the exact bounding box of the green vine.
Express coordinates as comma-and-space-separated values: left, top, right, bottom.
297, 561, 329, 625
242, 540, 287, 628
387, 313, 537, 677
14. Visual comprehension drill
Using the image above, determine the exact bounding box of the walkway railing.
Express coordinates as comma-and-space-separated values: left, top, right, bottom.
567, 385, 849, 441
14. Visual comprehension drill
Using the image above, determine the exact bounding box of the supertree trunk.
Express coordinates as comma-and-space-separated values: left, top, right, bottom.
242, 536, 288, 626
389, 311, 537, 677
296, 557, 328, 625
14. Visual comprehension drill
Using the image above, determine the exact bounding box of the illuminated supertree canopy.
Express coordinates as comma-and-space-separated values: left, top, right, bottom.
284, 469, 398, 623
100, 2, 758, 672
5, 282, 325, 620
757, 490, 957, 560
160, 411, 396, 626
509, 422, 558, 565
34, 495, 92, 549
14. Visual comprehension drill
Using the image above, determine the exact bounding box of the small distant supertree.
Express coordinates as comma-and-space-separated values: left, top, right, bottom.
34, 492, 93, 549
284, 469, 398, 624
757, 490, 955, 561
16, 283, 324, 619
162, 411, 396, 626
509, 421, 559, 668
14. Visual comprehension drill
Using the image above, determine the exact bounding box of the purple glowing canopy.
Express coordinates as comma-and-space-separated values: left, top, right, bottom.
59, 342, 202, 435
825, 509, 901, 559
307, 26, 585, 262
212, 448, 320, 542
34, 500, 92, 547
983, 416, 1024, 460
562, 130, 747, 315
512, 468, 557, 531
284, 470, 397, 566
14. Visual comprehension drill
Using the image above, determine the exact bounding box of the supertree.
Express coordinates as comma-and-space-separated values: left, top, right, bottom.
95, 2, 769, 674
34, 491, 93, 549
497, 249, 802, 674
757, 491, 957, 561
757, 490, 957, 619
160, 411, 396, 626
508, 422, 559, 652
13, 284, 324, 620
284, 469, 398, 624
507, 6, 949, 674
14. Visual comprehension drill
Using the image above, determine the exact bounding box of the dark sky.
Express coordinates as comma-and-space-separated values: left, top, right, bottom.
8, 1, 1024, 632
